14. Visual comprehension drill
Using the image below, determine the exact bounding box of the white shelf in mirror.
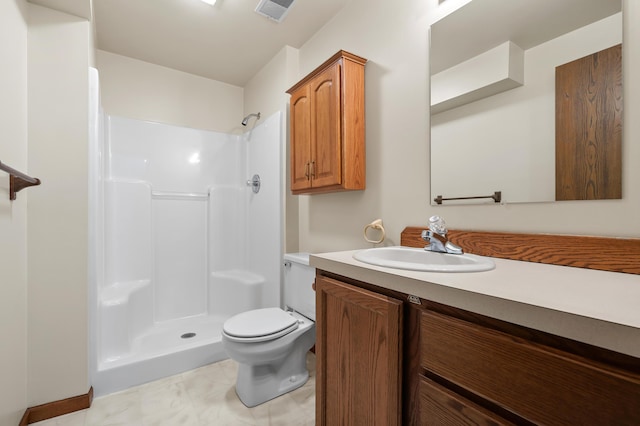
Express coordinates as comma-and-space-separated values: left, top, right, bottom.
431, 41, 523, 114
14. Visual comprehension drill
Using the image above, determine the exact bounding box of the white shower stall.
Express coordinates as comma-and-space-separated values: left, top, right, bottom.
88, 69, 283, 396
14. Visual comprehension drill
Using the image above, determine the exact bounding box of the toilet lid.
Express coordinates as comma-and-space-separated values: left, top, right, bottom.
223, 308, 299, 342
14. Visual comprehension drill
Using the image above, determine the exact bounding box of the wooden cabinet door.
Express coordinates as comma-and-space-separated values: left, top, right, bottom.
289, 84, 312, 191
309, 63, 342, 189
287, 50, 366, 194
316, 275, 403, 426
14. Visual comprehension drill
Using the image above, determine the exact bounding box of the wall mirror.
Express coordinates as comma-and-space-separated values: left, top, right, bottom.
429, 0, 622, 205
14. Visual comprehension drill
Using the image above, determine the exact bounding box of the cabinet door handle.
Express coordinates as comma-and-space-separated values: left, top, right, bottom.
311, 161, 316, 178
305, 162, 310, 180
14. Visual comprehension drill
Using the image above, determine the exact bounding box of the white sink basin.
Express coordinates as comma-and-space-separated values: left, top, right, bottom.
353, 246, 495, 272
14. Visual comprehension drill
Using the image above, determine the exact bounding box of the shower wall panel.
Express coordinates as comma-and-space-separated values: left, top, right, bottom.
104, 180, 152, 287
153, 196, 208, 322
107, 116, 243, 193
209, 185, 246, 272
246, 112, 282, 308
105, 115, 247, 322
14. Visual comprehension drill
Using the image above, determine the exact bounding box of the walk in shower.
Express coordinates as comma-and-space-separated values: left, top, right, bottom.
88, 69, 283, 396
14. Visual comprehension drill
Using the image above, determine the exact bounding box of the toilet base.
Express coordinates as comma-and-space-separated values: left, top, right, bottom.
235, 362, 309, 407
233, 327, 315, 407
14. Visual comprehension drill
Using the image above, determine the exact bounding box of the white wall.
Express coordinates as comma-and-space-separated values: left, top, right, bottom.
278, 0, 640, 253
96, 50, 244, 133
243, 46, 299, 122
27, 3, 91, 406
0, 0, 29, 423
295, 0, 433, 251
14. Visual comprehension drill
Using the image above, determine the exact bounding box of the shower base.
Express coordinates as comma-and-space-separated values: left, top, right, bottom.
93, 314, 228, 397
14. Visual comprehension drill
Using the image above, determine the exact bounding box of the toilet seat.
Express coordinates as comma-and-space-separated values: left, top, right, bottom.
223, 307, 299, 343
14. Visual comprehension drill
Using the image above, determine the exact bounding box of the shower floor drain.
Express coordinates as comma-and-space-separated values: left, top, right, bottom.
181, 332, 196, 339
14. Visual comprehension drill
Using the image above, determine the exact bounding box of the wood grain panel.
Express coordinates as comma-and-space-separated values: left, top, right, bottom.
420, 376, 514, 426
421, 298, 640, 375
316, 270, 432, 426
401, 227, 640, 275
341, 55, 366, 190
556, 44, 622, 200
316, 275, 402, 426
421, 311, 640, 425
289, 85, 311, 191
20, 387, 93, 425
317, 270, 640, 425
402, 303, 424, 426
310, 63, 342, 188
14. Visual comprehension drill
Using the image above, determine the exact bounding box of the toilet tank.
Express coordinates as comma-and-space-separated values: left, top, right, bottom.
283, 253, 316, 321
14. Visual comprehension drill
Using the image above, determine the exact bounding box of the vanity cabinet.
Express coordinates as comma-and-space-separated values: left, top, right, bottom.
286, 51, 366, 195
420, 309, 640, 425
315, 270, 640, 425
315, 275, 402, 425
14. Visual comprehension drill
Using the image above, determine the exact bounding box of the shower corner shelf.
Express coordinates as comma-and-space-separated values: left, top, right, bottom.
0, 160, 41, 200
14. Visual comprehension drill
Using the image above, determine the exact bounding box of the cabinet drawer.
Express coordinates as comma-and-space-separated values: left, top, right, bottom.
420, 310, 640, 425
420, 375, 514, 426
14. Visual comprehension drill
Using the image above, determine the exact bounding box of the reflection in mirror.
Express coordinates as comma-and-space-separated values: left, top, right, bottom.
429, 0, 622, 205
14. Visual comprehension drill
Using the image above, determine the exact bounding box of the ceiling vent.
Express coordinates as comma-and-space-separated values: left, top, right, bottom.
255, 0, 296, 23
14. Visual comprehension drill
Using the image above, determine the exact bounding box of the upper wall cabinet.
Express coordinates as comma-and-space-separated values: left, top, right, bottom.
287, 50, 367, 195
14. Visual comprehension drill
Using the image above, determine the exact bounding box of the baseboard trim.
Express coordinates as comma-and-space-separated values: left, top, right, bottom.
19, 387, 93, 425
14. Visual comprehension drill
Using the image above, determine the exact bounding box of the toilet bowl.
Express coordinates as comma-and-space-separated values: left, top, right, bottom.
221, 253, 316, 407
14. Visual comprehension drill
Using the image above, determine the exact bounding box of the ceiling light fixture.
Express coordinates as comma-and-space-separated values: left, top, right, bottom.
200, 0, 217, 5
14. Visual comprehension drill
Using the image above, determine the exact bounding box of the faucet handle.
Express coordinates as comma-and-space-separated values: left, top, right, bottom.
428, 215, 448, 235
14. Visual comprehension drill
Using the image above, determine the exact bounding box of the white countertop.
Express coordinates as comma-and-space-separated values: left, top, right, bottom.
310, 249, 640, 358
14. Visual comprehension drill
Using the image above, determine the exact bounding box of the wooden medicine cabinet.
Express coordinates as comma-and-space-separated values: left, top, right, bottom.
286, 50, 367, 195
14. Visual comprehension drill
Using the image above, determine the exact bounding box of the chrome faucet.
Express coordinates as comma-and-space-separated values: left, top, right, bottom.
421, 216, 463, 254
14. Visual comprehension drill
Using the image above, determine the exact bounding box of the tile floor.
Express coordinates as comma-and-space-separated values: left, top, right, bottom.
33, 354, 316, 426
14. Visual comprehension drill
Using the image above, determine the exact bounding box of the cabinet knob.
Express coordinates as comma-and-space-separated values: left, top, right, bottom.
305, 162, 310, 180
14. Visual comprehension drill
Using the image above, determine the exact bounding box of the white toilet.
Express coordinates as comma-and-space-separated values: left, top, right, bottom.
221, 253, 316, 407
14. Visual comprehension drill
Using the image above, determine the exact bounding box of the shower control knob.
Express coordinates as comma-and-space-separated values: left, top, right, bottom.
246, 174, 261, 193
